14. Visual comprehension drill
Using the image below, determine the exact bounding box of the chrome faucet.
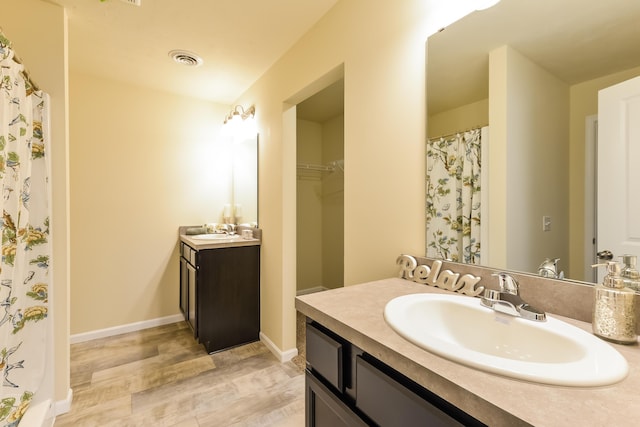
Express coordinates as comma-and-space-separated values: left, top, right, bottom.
480, 273, 546, 321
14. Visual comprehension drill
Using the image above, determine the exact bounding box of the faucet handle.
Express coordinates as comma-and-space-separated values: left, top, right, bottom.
492, 272, 519, 295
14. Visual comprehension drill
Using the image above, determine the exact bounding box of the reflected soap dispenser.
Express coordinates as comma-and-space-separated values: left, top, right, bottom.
621, 254, 640, 292
592, 261, 637, 344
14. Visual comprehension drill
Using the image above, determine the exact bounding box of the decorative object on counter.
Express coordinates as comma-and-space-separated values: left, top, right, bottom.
396, 255, 484, 296
241, 229, 253, 239
620, 254, 640, 292
237, 224, 261, 241
592, 261, 637, 344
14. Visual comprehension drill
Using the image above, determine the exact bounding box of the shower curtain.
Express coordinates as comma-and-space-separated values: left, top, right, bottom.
0, 34, 50, 427
426, 128, 481, 264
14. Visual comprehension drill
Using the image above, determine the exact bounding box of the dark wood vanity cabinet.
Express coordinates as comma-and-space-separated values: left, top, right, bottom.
179, 242, 260, 353
305, 321, 485, 427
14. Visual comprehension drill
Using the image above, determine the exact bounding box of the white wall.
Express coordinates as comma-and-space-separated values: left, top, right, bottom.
489, 45, 569, 273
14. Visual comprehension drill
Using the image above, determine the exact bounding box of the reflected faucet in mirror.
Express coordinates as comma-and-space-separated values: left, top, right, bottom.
538, 258, 564, 279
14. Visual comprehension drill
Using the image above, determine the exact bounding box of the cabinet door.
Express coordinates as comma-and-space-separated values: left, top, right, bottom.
179, 257, 188, 317
306, 371, 367, 427
187, 262, 197, 336
198, 246, 260, 352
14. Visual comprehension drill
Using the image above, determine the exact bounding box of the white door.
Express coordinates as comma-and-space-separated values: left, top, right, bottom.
597, 75, 640, 282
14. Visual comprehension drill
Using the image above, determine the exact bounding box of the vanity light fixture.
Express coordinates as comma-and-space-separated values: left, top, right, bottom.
223, 105, 256, 125
221, 105, 257, 140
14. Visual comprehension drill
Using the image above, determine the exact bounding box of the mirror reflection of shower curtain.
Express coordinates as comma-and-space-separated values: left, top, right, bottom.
0, 34, 51, 425
426, 128, 482, 264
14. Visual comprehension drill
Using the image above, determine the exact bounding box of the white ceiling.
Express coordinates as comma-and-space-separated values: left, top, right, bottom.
52, 0, 338, 104
428, 0, 640, 115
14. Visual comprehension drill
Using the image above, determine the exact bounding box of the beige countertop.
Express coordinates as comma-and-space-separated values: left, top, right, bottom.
180, 234, 261, 250
295, 278, 640, 427
179, 223, 261, 250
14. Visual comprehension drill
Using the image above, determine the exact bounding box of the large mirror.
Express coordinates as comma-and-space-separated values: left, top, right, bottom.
426, 0, 640, 283
232, 134, 258, 225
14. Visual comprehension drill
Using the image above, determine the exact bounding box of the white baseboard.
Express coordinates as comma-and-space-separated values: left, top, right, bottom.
55, 388, 72, 416
296, 286, 329, 296
70, 314, 184, 344
260, 332, 298, 363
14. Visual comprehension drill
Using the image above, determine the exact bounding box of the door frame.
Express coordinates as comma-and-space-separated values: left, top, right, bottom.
584, 114, 597, 283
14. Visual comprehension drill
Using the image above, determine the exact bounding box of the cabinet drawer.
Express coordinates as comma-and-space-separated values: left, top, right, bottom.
306, 323, 344, 391
181, 243, 188, 258
181, 243, 196, 265
306, 370, 367, 427
356, 356, 465, 427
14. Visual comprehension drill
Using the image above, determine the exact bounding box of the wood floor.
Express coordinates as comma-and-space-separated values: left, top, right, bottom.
54, 321, 305, 427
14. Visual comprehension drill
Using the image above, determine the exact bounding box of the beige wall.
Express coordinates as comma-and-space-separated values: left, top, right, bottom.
3, 0, 70, 404
489, 45, 569, 273
321, 114, 344, 289
296, 119, 324, 292
232, 0, 466, 352
6, 0, 481, 394
296, 114, 344, 293
428, 98, 488, 139
69, 71, 231, 334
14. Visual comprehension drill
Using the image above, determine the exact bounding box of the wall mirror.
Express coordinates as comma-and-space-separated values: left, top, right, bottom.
232, 133, 258, 225
426, 0, 640, 284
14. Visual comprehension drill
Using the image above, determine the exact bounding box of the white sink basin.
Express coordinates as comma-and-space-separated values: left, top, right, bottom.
384, 293, 629, 386
190, 233, 240, 241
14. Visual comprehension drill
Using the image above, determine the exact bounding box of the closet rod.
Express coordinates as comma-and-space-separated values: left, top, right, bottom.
296, 163, 335, 172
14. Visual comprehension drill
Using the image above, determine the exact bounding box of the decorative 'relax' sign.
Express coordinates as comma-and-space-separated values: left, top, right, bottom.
396, 255, 484, 296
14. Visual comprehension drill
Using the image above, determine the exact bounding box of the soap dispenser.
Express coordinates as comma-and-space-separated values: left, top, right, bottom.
620, 254, 640, 292
592, 261, 637, 344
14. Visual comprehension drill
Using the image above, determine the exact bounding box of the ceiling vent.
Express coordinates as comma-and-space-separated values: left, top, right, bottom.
120, 0, 141, 6
169, 50, 204, 67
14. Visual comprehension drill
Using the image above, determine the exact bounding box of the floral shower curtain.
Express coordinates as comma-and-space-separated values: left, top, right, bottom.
426, 128, 481, 264
0, 34, 50, 426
